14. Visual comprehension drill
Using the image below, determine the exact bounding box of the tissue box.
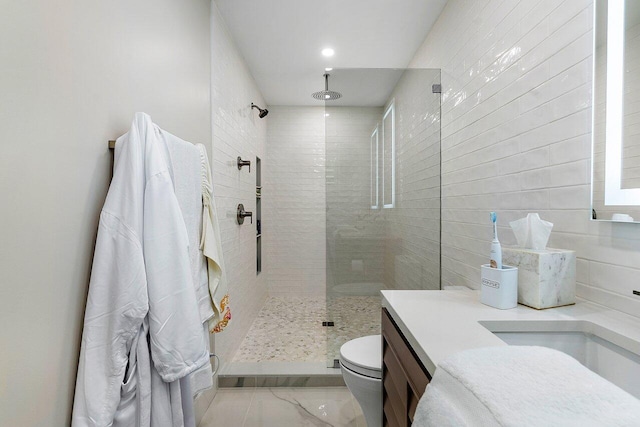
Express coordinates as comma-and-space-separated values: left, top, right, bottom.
502, 247, 576, 309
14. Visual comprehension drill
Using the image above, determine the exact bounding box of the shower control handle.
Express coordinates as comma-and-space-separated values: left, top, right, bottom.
237, 204, 253, 225
237, 156, 251, 172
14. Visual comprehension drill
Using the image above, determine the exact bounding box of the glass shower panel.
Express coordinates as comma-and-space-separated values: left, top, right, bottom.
325, 68, 441, 367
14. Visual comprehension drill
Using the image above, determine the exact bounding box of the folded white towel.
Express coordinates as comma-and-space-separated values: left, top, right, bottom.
413, 346, 640, 427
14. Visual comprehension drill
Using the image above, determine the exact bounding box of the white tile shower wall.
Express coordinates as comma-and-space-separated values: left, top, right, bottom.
210, 2, 268, 374
381, 70, 442, 291
410, 0, 640, 316
325, 107, 384, 288
264, 106, 326, 296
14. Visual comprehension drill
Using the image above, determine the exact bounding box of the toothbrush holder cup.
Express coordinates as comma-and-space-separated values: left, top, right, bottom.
480, 264, 518, 310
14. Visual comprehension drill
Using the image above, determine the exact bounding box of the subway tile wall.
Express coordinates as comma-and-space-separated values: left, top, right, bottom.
210, 3, 268, 373
264, 106, 327, 296
382, 69, 442, 291
409, 0, 640, 317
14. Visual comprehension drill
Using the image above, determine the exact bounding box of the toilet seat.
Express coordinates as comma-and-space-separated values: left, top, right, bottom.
339, 335, 382, 379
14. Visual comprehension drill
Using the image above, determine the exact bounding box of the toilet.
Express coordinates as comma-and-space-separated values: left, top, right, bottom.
339, 335, 382, 427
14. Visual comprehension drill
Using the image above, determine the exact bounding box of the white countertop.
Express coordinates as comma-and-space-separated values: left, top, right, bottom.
381, 289, 640, 376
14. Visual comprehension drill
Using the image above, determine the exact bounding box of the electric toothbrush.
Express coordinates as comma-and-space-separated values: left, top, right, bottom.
490, 212, 502, 269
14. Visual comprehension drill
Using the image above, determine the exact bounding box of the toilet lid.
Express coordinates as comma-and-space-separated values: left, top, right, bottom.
340, 335, 382, 378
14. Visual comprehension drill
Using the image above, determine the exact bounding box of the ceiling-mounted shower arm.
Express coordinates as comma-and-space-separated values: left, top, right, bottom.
312, 73, 342, 100
237, 156, 251, 172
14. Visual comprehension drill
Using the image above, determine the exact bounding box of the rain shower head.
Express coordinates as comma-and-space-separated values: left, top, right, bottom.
312, 73, 342, 101
251, 103, 269, 118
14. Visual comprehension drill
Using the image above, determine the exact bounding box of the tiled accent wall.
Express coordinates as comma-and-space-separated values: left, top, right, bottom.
409, 0, 640, 317
209, 1, 268, 377
264, 106, 327, 296
382, 69, 442, 291
325, 107, 384, 288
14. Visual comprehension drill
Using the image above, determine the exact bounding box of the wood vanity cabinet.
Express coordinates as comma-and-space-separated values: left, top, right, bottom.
382, 308, 431, 427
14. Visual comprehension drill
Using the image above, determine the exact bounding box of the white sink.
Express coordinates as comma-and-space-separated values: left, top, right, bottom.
480, 320, 640, 399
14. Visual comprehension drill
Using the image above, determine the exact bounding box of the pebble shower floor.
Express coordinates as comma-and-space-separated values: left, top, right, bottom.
232, 296, 381, 365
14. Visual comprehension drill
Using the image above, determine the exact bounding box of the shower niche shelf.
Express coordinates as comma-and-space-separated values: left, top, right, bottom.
256, 157, 262, 275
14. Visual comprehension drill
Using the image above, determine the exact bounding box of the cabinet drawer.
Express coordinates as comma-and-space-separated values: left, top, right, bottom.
384, 396, 401, 427
382, 308, 431, 427
383, 349, 407, 407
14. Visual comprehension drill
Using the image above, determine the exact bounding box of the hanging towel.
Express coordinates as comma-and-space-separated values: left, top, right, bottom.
161, 131, 214, 325
197, 143, 231, 333
413, 346, 640, 427
160, 130, 214, 422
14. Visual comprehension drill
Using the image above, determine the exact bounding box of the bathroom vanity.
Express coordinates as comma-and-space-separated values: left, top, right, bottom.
381, 289, 640, 425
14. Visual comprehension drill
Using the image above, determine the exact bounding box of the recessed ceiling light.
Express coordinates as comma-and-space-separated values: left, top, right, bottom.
321, 48, 335, 57
325, 67, 333, 71
325, 113, 330, 117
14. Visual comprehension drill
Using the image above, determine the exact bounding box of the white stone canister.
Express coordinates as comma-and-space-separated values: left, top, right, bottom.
480, 264, 518, 309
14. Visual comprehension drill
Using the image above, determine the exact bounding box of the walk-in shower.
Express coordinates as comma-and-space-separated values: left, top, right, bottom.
220, 68, 441, 383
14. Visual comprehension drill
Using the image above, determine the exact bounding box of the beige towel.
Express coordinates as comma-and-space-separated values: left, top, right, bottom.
196, 144, 231, 333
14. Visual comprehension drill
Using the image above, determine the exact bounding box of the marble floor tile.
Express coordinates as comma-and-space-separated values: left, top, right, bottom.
353, 410, 366, 427
199, 387, 365, 427
244, 387, 359, 427
199, 388, 254, 427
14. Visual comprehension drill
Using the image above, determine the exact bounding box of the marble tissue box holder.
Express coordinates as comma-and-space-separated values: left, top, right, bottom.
502, 247, 576, 309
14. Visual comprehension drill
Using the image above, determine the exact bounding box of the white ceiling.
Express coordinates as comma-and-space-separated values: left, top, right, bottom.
214, 0, 447, 106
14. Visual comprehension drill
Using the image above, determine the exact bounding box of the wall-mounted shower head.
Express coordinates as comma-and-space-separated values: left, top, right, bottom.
312, 73, 342, 101
251, 103, 269, 118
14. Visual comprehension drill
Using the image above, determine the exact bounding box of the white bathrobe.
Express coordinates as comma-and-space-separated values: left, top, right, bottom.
72, 113, 208, 427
